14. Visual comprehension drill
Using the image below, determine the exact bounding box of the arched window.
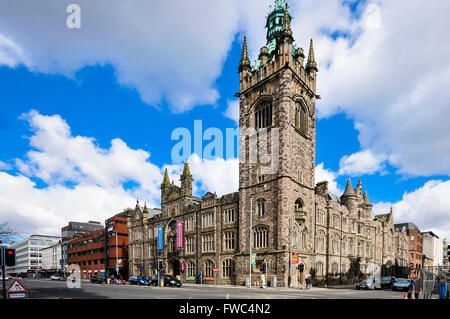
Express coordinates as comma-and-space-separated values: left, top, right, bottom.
255, 101, 272, 129
253, 226, 269, 248
257, 199, 266, 217
357, 242, 361, 256
295, 101, 308, 135
204, 260, 215, 278
222, 259, 235, 278
366, 243, 370, 258
294, 198, 304, 212
315, 231, 325, 253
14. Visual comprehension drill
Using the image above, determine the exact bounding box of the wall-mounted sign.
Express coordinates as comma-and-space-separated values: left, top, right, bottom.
157, 226, 164, 251
177, 222, 183, 248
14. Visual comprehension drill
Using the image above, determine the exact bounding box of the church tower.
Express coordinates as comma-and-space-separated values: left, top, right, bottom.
237, 0, 319, 287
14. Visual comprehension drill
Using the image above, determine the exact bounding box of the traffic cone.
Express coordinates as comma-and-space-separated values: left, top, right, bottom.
403, 292, 408, 299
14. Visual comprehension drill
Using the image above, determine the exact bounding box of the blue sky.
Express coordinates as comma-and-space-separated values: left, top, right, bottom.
0, 0, 449, 240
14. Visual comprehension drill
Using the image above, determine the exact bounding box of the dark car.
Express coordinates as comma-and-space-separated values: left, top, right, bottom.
380, 276, 396, 289
90, 275, 105, 284
356, 279, 369, 290
151, 274, 182, 287
129, 276, 151, 286
392, 278, 415, 292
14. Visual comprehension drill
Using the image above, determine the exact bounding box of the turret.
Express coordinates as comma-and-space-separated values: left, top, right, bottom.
180, 160, 193, 198
161, 168, 170, 202
341, 177, 357, 210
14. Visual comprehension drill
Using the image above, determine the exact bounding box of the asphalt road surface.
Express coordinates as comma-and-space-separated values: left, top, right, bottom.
0, 278, 424, 299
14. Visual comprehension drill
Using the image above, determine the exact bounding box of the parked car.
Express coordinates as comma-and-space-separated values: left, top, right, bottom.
129, 276, 151, 286
90, 275, 105, 284
356, 278, 381, 290
151, 274, 182, 287
392, 278, 415, 292
380, 276, 396, 289
110, 278, 126, 285
50, 275, 62, 281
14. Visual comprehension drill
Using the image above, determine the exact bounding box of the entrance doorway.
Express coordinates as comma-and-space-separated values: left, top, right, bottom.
170, 260, 180, 276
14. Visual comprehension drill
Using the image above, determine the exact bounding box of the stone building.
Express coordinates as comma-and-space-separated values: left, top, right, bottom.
127, 0, 408, 287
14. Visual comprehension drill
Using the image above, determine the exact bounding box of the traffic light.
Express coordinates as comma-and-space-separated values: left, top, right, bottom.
158, 260, 163, 270
5, 248, 15, 267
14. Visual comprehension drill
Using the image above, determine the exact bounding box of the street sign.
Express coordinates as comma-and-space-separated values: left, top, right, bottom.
250, 253, 256, 265
8, 279, 27, 299
213, 267, 218, 273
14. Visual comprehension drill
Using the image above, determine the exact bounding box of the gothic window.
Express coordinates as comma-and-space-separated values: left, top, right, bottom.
253, 226, 269, 248
223, 231, 235, 250
301, 228, 308, 250
257, 169, 265, 183
257, 199, 266, 217
357, 242, 361, 256
222, 259, 235, 278
187, 261, 196, 277
366, 243, 370, 257
315, 231, 325, 253
186, 217, 195, 231
255, 101, 272, 129
295, 101, 308, 135
291, 229, 297, 249
294, 198, 304, 212
204, 260, 215, 278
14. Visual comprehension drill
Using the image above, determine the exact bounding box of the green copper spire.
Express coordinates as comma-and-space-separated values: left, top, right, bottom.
306, 38, 318, 73
239, 36, 251, 72
162, 168, 170, 185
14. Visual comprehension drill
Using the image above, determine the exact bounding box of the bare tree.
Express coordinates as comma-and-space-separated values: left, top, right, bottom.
0, 222, 18, 244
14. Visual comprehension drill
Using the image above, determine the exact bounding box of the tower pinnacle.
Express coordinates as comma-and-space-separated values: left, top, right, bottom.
239, 36, 251, 73
305, 38, 318, 73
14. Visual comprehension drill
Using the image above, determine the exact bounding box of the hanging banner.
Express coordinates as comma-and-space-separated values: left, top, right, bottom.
157, 226, 164, 251
291, 253, 299, 264
177, 221, 184, 248
250, 253, 256, 265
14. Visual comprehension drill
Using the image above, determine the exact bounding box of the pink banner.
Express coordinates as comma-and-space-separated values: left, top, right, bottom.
177, 221, 183, 248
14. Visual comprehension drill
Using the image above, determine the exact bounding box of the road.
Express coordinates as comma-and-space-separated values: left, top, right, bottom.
0, 278, 422, 299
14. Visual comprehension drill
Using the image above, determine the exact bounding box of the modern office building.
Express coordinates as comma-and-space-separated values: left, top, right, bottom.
6, 234, 61, 277
41, 242, 62, 276
422, 231, 444, 270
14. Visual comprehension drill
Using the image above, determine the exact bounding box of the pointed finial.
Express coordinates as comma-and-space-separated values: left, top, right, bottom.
136, 197, 139, 204
363, 189, 372, 205
239, 36, 251, 73
306, 38, 318, 73
182, 159, 191, 176
162, 168, 170, 185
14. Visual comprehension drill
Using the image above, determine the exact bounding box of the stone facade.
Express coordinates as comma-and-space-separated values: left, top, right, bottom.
127, 0, 408, 287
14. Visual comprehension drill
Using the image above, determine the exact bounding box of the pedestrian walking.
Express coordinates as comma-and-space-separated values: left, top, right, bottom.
306, 276, 311, 290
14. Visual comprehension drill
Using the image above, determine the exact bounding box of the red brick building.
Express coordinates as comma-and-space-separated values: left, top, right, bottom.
67, 211, 130, 280
395, 223, 423, 279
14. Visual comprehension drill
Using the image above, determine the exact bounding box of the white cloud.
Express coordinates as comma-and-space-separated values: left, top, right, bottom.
373, 180, 450, 242
0, 110, 239, 236
224, 99, 239, 126
338, 150, 387, 176
0, 161, 12, 171
315, 162, 341, 195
